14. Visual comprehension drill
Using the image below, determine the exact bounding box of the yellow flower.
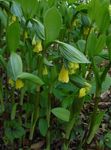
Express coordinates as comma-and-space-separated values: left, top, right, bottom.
79, 82, 91, 98
43, 66, 48, 75
79, 88, 87, 98
12, 15, 16, 23
33, 41, 42, 53
15, 79, 24, 89
24, 31, 28, 39
58, 65, 69, 83
8, 79, 14, 87
68, 62, 79, 74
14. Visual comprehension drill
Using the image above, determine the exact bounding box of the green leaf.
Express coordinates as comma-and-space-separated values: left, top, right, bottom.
44, 7, 62, 45
7, 21, 20, 52
87, 33, 106, 57
102, 75, 111, 93
17, 0, 37, 18
0, 8, 7, 27
11, 1, 23, 19
57, 41, 90, 63
77, 40, 86, 52
39, 118, 48, 136
4, 120, 25, 142
87, 111, 105, 144
17, 72, 44, 86
7, 53, 23, 80
88, 0, 110, 33
51, 107, 70, 122
95, 34, 106, 55
87, 32, 97, 57
106, 35, 111, 61
104, 132, 111, 148
32, 19, 45, 40
0, 55, 7, 68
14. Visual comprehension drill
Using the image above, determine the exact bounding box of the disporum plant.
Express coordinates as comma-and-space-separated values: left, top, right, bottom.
0, 0, 111, 149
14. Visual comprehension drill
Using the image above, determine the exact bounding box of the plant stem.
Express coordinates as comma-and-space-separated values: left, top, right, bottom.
63, 117, 76, 149
83, 61, 110, 147
46, 93, 51, 150
20, 87, 26, 105
29, 89, 40, 140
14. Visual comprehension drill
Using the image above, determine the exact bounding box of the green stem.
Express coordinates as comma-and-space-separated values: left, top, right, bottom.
29, 123, 36, 140
83, 61, 110, 146
20, 87, 26, 105
29, 54, 43, 140
63, 117, 76, 149
84, 25, 93, 55
101, 62, 111, 82
11, 86, 15, 104
29, 89, 40, 140
46, 93, 51, 150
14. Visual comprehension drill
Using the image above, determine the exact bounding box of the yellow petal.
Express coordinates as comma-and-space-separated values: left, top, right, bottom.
16, 79, 24, 89
33, 41, 42, 53
58, 65, 69, 83
79, 88, 87, 98
68, 62, 74, 69
68, 62, 79, 74
73, 63, 79, 70
69, 69, 76, 75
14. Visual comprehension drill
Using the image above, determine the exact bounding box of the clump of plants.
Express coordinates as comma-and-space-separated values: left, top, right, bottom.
0, 0, 111, 149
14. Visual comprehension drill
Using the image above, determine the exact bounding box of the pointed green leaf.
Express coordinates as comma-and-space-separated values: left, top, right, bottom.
57, 41, 90, 63
7, 21, 20, 52
51, 107, 70, 122
44, 7, 62, 45
17, 72, 44, 86
7, 53, 23, 80
16, 0, 37, 18
39, 118, 48, 136
87, 111, 105, 144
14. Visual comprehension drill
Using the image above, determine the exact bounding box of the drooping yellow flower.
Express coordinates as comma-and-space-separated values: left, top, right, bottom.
79, 82, 91, 98
79, 88, 87, 98
68, 62, 79, 74
58, 65, 69, 83
12, 15, 16, 22
33, 41, 43, 53
15, 79, 24, 89
8, 79, 14, 87
43, 66, 48, 75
